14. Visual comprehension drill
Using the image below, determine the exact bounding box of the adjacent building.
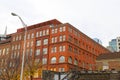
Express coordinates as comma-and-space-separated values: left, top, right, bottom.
108, 39, 117, 52
96, 52, 120, 71
116, 37, 120, 52
108, 37, 120, 52
0, 19, 110, 78
93, 38, 102, 45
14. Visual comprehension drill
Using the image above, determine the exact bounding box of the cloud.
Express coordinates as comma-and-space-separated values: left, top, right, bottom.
0, 0, 120, 46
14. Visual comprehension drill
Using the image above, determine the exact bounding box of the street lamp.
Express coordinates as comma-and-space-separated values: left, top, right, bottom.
11, 13, 27, 80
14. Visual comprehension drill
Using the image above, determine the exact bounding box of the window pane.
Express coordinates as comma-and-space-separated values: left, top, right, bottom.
68, 57, 72, 64
51, 46, 56, 53
59, 56, 65, 63
40, 31, 42, 36
43, 48, 47, 54
51, 57, 56, 63
31, 33, 34, 38
35, 49, 40, 56
36, 40, 41, 46
43, 39, 48, 45
36, 32, 39, 37
43, 30, 45, 36
42, 58, 47, 64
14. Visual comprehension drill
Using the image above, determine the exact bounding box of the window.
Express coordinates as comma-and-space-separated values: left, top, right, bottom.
9, 62, 12, 67
40, 31, 42, 37
11, 53, 14, 59
63, 26, 66, 31
59, 56, 65, 63
52, 28, 57, 34
26, 49, 29, 57
43, 39, 48, 45
6, 48, 9, 54
68, 56, 72, 64
103, 62, 109, 70
63, 35, 66, 41
19, 35, 22, 40
12, 45, 14, 50
18, 44, 20, 49
52, 29, 54, 34
15, 45, 17, 50
30, 48, 33, 56
51, 46, 57, 53
118, 39, 120, 42
14, 51, 16, 58
59, 46, 65, 52
31, 41, 33, 47
59, 26, 66, 32
59, 35, 66, 42
73, 30, 77, 36
43, 30, 45, 36
13, 37, 15, 41
74, 38, 78, 44
68, 27, 72, 33
16, 36, 18, 41
51, 57, 56, 64
27, 34, 30, 39
2, 48, 5, 55
68, 35, 73, 42
43, 48, 47, 54
74, 59, 78, 65
59, 68, 65, 72
59, 27, 62, 32
36, 32, 39, 37
35, 49, 40, 56
31, 33, 34, 38
42, 58, 47, 64
17, 51, 20, 58
55, 28, 57, 33
27, 42, 30, 47
52, 37, 57, 43
74, 48, 78, 54
46, 29, 49, 35
68, 45, 72, 51
35, 58, 40, 64
59, 36, 62, 42
36, 40, 41, 46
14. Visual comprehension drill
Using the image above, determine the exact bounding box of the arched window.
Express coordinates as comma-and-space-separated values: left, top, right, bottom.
68, 56, 72, 64
51, 57, 56, 64
74, 58, 78, 65
59, 56, 65, 63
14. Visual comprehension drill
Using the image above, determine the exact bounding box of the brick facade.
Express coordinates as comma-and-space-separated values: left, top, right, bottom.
0, 19, 110, 78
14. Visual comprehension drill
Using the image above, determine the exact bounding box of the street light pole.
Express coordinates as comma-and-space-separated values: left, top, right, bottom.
11, 13, 27, 80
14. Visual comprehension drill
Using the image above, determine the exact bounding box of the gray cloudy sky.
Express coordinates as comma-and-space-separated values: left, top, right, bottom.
0, 0, 120, 46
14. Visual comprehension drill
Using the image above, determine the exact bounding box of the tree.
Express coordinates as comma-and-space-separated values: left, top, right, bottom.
0, 55, 21, 80
24, 56, 42, 80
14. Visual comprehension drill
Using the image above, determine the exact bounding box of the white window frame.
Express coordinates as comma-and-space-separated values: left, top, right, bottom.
51, 57, 56, 64
43, 39, 48, 45
59, 56, 65, 63
35, 49, 40, 56
51, 46, 57, 53
42, 58, 47, 64
36, 40, 41, 46
43, 48, 48, 54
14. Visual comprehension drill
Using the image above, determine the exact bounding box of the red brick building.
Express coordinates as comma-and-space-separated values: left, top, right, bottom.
0, 19, 110, 77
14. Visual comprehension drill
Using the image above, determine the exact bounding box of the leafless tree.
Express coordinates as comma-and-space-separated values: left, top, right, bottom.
0, 55, 21, 80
